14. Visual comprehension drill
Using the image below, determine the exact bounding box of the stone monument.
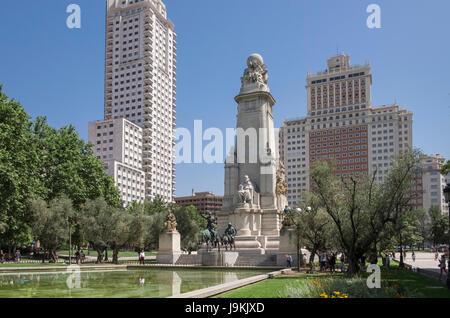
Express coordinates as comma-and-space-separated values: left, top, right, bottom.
156, 209, 182, 264
217, 54, 287, 254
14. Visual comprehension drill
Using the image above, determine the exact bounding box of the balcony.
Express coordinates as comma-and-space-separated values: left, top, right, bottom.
143, 162, 152, 169
144, 91, 152, 99
144, 64, 153, 72
144, 112, 152, 120
144, 29, 152, 37
143, 133, 153, 141
144, 55, 153, 63
144, 76, 153, 85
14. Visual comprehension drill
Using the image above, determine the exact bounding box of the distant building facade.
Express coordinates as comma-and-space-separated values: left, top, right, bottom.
175, 190, 223, 215
279, 54, 413, 206
88, 118, 145, 206
419, 154, 448, 214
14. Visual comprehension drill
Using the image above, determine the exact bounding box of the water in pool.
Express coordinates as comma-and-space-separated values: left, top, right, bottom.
0, 268, 268, 298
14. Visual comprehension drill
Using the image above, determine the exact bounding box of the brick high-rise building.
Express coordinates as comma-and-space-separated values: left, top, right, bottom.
280, 54, 413, 206
175, 190, 223, 216
89, 0, 177, 206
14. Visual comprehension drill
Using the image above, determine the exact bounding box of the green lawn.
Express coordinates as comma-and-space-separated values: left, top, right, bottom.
0, 262, 70, 268
215, 263, 450, 298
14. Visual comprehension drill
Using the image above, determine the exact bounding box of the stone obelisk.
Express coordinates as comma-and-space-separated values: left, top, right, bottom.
217, 54, 287, 254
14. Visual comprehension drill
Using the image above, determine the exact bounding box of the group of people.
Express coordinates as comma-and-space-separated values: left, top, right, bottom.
0, 249, 24, 263
74, 250, 86, 264
320, 252, 343, 273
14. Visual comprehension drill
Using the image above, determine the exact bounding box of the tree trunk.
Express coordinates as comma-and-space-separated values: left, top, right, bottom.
308, 249, 316, 273
399, 235, 404, 268
346, 256, 360, 277
7, 246, 14, 260
49, 250, 57, 263
112, 248, 119, 265
96, 249, 104, 264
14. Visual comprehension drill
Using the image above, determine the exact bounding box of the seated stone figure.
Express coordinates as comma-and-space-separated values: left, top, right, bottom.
238, 175, 255, 206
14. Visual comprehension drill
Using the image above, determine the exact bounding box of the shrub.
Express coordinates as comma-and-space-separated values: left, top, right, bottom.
281, 276, 423, 298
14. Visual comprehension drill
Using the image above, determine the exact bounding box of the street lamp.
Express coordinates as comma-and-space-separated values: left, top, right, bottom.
293, 206, 311, 272
67, 217, 72, 265
443, 183, 450, 289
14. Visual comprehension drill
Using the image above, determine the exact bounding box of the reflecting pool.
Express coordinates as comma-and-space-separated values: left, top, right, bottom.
0, 268, 269, 298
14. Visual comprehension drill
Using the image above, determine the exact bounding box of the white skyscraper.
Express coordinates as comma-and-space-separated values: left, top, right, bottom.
89, 0, 176, 206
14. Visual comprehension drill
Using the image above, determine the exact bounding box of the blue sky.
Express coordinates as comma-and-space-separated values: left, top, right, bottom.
1, 0, 449, 196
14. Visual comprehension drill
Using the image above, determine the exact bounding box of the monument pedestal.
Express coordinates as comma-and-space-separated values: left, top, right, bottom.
198, 249, 239, 266
276, 227, 299, 267
157, 231, 181, 265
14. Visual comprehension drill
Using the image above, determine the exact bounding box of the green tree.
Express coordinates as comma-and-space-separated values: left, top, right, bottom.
32, 117, 121, 209
295, 194, 334, 271
0, 87, 42, 257
30, 196, 74, 262
310, 150, 422, 276
172, 204, 206, 248
79, 198, 119, 263
429, 206, 448, 246
392, 209, 424, 256
441, 160, 450, 176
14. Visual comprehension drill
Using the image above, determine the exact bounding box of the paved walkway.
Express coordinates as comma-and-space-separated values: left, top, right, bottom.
58, 254, 157, 261
393, 251, 449, 282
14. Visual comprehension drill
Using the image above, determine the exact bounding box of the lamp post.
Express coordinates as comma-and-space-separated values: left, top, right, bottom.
68, 217, 72, 265
293, 206, 311, 272
294, 207, 302, 272
443, 183, 450, 289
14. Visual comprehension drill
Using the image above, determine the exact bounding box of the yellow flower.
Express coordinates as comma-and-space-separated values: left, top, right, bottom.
333, 291, 340, 295
320, 293, 329, 298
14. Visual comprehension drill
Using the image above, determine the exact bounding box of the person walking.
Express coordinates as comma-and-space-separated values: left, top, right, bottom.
285, 254, 291, 268
15, 250, 21, 263
0, 250, 4, 264
80, 250, 86, 264
340, 253, 346, 272
412, 251, 416, 262
139, 250, 145, 265
385, 253, 390, 269
435, 251, 439, 261
320, 252, 327, 272
75, 250, 81, 264
439, 254, 448, 281
329, 253, 336, 273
